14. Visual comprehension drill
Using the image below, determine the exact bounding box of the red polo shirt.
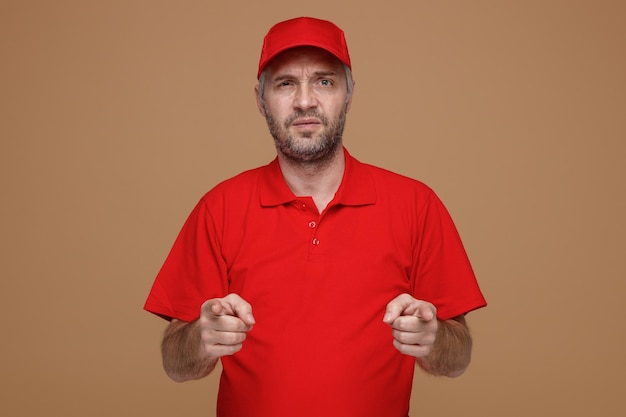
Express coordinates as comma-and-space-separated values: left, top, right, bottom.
145, 148, 486, 417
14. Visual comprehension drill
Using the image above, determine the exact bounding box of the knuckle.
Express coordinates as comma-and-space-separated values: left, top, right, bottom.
392, 339, 405, 352
208, 343, 242, 358
393, 330, 413, 345
223, 331, 246, 345
199, 328, 216, 344
392, 317, 407, 330
418, 345, 433, 357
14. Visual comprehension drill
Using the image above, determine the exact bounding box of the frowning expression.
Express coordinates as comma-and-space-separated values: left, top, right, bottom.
256, 46, 352, 164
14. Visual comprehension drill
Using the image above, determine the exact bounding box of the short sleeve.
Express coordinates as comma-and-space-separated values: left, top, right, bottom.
144, 198, 229, 322
411, 191, 486, 320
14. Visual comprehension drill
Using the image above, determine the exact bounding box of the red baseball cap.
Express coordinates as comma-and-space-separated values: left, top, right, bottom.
257, 17, 351, 79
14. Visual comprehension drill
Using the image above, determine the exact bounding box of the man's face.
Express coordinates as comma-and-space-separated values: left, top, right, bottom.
256, 46, 352, 165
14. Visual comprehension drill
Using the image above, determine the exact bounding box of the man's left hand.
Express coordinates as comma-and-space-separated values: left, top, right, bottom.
383, 293, 438, 358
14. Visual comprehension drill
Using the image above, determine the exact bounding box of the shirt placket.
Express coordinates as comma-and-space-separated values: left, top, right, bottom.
295, 198, 324, 260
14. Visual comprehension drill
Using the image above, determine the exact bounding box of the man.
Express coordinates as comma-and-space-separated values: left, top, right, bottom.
145, 16, 486, 417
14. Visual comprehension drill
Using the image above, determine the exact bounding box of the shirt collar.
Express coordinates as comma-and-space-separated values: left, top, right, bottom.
259, 147, 376, 207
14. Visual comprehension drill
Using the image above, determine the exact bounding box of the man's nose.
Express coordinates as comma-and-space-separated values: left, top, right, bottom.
293, 84, 318, 110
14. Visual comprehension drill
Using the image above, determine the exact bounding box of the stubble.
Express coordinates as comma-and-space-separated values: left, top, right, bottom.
265, 107, 347, 167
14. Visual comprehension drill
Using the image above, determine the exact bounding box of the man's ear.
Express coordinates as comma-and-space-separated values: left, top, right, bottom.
345, 79, 355, 113
255, 85, 266, 116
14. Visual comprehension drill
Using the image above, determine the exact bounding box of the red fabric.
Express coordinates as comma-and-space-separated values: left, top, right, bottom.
257, 17, 351, 78
144, 148, 486, 417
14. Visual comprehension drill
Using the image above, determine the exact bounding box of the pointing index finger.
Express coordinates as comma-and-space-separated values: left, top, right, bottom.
383, 293, 415, 324
383, 294, 437, 324
201, 299, 233, 317
231, 302, 256, 326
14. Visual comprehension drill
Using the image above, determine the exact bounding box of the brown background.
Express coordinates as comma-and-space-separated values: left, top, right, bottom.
1, 1, 625, 416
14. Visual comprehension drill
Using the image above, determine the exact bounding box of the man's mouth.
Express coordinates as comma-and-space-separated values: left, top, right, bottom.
291, 118, 322, 129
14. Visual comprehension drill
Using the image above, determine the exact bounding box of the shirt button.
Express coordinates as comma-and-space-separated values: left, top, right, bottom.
308, 221, 317, 229
312, 238, 320, 246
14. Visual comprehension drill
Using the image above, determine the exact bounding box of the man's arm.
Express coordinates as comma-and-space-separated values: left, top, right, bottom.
416, 315, 472, 377
161, 294, 255, 382
384, 293, 473, 377
161, 319, 218, 382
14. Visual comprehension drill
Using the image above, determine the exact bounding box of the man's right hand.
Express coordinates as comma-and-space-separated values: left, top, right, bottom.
161, 293, 255, 382
199, 293, 256, 358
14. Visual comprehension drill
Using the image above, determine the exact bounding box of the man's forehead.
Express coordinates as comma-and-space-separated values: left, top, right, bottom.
265, 46, 344, 76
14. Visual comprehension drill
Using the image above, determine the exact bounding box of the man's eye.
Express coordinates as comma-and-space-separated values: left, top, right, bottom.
319, 79, 333, 87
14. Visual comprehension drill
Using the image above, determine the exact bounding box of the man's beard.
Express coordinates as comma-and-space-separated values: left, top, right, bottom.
265, 107, 347, 166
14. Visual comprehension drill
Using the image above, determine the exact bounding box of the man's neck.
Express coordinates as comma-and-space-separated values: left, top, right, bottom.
277, 148, 345, 213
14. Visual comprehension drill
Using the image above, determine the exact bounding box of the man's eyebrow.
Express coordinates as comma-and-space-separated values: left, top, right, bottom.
271, 70, 338, 82
311, 70, 338, 77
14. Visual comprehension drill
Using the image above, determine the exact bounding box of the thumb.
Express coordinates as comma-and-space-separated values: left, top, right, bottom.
383, 293, 415, 324
202, 298, 232, 317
